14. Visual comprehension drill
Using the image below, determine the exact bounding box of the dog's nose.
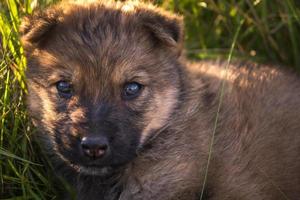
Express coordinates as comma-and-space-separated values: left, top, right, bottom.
81, 136, 109, 159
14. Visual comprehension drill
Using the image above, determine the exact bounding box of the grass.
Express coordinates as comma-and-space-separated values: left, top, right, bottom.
0, 1, 59, 199
0, 0, 299, 199
199, 18, 244, 200
160, 0, 300, 68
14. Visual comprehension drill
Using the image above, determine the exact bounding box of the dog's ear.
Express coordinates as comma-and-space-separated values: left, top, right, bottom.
139, 8, 184, 56
20, 8, 60, 50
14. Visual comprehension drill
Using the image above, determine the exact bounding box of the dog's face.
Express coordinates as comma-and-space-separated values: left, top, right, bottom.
21, 1, 184, 176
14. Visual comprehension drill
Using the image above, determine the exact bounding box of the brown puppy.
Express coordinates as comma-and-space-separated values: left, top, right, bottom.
20, 1, 300, 200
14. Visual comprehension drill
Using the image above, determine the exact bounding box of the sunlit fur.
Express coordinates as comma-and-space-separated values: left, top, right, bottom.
21, 1, 300, 200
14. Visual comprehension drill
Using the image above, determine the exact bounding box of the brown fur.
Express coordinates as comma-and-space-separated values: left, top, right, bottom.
21, 1, 300, 200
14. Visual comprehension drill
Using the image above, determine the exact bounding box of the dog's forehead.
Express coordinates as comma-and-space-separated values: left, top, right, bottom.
23, 1, 183, 84
26, 1, 181, 103
40, 41, 153, 79
35, 8, 155, 77
49, 4, 149, 51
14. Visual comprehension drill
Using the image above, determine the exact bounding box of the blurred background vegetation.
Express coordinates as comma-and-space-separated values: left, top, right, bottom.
0, 0, 299, 199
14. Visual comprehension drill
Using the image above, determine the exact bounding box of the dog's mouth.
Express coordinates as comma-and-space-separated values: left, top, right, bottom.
79, 165, 114, 176
69, 162, 124, 178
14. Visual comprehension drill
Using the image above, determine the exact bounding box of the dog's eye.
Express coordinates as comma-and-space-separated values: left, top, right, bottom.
122, 82, 143, 100
56, 81, 73, 98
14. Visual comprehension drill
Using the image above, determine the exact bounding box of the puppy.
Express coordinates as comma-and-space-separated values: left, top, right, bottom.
21, 1, 300, 199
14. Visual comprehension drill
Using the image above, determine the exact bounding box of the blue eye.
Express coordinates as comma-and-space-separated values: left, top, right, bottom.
122, 82, 143, 100
56, 81, 73, 98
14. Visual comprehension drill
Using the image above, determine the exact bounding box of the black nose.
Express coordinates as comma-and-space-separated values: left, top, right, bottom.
81, 136, 109, 159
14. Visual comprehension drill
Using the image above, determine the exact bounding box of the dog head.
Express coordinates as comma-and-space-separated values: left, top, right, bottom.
21, 0, 184, 176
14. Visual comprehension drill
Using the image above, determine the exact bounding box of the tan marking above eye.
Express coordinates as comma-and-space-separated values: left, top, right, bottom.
48, 73, 72, 86
111, 62, 150, 86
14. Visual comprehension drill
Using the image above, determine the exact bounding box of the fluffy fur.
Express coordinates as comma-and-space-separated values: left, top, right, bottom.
21, 1, 300, 200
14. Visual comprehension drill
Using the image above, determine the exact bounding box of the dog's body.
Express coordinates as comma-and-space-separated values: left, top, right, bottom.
21, 1, 300, 200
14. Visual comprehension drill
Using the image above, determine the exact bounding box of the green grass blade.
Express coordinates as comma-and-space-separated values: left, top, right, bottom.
199, 19, 245, 200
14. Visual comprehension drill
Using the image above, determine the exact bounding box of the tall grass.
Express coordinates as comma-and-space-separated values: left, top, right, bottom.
160, 0, 300, 69
0, 0, 299, 199
0, 1, 58, 199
